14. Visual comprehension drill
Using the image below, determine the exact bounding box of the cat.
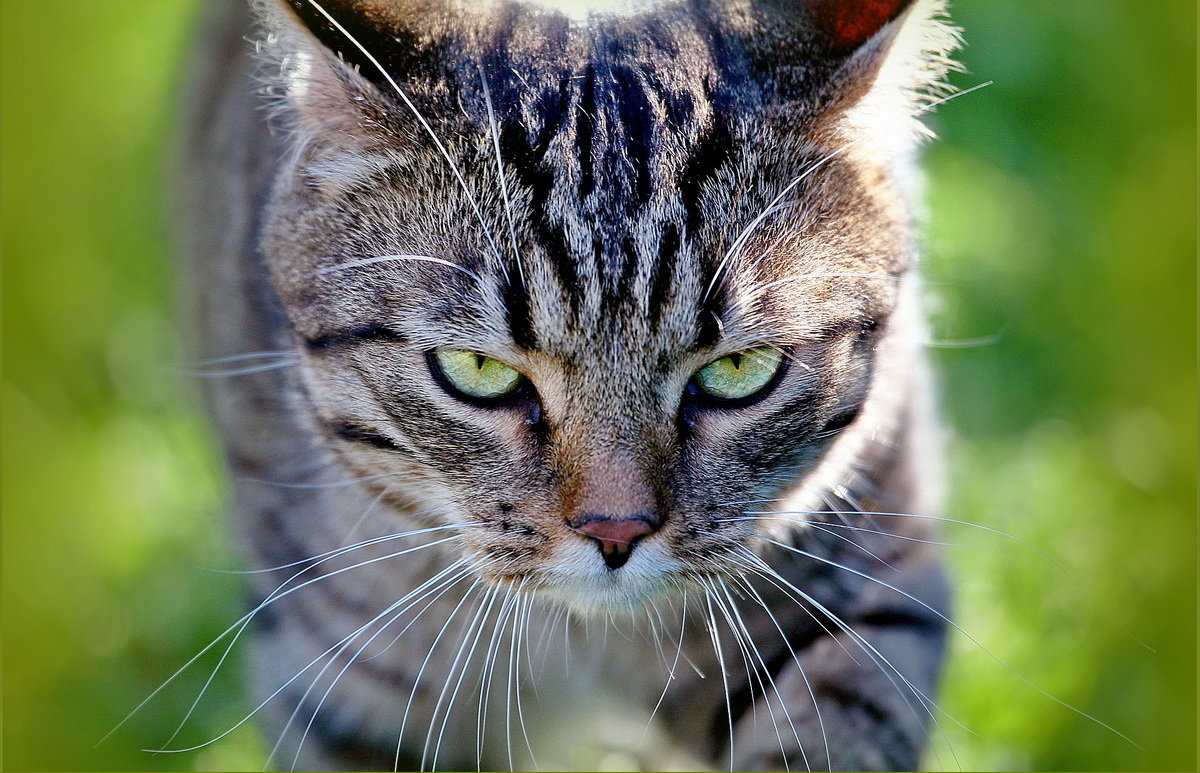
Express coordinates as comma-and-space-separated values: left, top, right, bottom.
175, 0, 959, 769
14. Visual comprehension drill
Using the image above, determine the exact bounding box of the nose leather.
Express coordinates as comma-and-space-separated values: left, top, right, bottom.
569, 515, 660, 569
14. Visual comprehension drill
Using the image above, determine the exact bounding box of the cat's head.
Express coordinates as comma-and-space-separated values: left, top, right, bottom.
253, 0, 955, 614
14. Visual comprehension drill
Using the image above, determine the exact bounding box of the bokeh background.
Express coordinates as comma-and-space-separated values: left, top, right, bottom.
2, 1, 1195, 770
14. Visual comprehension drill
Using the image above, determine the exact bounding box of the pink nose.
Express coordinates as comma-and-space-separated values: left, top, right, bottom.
569, 516, 659, 569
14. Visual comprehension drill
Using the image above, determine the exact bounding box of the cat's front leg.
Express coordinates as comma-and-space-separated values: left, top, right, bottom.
728, 563, 950, 772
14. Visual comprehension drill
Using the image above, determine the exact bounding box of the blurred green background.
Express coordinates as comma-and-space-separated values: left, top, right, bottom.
2, 1, 1195, 770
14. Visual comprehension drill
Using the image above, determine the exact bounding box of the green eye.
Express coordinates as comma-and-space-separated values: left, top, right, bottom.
432, 348, 523, 400
693, 347, 784, 402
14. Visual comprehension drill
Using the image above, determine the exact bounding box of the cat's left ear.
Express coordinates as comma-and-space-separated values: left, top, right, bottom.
805, 0, 918, 57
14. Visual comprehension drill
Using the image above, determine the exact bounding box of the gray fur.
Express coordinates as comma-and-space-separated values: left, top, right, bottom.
177, 0, 958, 769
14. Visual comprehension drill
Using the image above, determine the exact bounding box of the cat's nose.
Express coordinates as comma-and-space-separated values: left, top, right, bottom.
568, 515, 660, 570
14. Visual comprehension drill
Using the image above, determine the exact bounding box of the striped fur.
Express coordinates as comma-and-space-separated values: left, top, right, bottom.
177, 0, 958, 769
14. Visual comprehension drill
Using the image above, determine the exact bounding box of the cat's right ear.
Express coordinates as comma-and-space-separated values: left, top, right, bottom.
251, 0, 442, 157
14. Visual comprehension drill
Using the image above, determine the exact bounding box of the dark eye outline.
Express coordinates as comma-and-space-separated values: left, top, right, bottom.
683, 347, 792, 410
424, 350, 540, 409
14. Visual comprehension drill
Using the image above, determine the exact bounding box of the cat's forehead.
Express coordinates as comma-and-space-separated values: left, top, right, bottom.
268, 0, 917, 352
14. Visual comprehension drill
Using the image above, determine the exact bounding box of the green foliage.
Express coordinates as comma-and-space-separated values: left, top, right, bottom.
2, 1, 1194, 770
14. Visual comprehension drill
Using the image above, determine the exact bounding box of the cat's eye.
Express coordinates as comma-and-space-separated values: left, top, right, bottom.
430, 348, 524, 401
691, 347, 785, 403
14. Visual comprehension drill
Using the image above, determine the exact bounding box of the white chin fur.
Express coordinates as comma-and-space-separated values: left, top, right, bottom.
535, 541, 681, 618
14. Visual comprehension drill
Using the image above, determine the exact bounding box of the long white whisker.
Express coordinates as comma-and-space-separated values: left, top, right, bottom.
731, 574, 829, 769
480, 68, 523, 284
803, 522, 898, 571
754, 507, 1157, 654
733, 549, 962, 770
716, 576, 805, 772
145, 567, 461, 756
183, 361, 300, 378
702, 577, 760, 736
512, 587, 539, 770
716, 515, 966, 548
283, 561, 473, 770
702, 576, 789, 771
639, 590, 688, 748
477, 584, 521, 770
704, 80, 993, 304
426, 582, 500, 771
701, 586, 736, 771
757, 535, 1139, 747
312, 254, 480, 281
105, 532, 464, 749
185, 350, 297, 366
213, 522, 478, 575
242, 470, 398, 490
395, 574, 488, 768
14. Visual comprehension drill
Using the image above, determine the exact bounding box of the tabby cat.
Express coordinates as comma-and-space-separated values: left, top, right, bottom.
176, 0, 958, 769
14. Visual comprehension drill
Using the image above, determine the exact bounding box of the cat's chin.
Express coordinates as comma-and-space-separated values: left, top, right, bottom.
536, 577, 673, 619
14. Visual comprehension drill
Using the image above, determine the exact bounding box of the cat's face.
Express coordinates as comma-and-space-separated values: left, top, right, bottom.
256, 0, 949, 613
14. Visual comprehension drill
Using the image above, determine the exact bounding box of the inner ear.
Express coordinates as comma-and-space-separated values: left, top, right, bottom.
807, 0, 916, 57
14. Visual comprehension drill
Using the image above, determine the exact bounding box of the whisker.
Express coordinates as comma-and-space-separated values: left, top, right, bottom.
639, 590, 689, 749
173, 350, 300, 378
283, 561, 474, 770
705, 81, 993, 304
182, 360, 300, 378
733, 549, 964, 770
746, 508, 1072, 575
185, 350, 297, 366
425, 582, 500, 771
803, 522, 899, 572
477, 584, 522, 770
729, 574, 829, 769
104, 532, 465, 748
312, 254, 480, 281
145, 565, 465, 756
701, 586, 736, 771
753, 504, 1156, 652
210, 521, 478, 575
717, 576, 806, 772
701, 577, 761, 738
480, 67, 523, 284
240, 470, 398, 490
396, 571, 492, 770
756, 536, 1139, 748
512, 586, 539, 770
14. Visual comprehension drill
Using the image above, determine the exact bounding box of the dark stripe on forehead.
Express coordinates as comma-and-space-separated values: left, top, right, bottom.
496, 86, 582, 309
647, 222, 681, 328
679, 109, 737, 234
502, 274, 537, 349
575, 65, 597, 199
696, 286, 727, 350
479, 11, 760, 304
616, 64, 656, 205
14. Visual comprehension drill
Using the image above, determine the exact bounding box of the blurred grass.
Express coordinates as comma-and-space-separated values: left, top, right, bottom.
1, 1, 1195, 770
